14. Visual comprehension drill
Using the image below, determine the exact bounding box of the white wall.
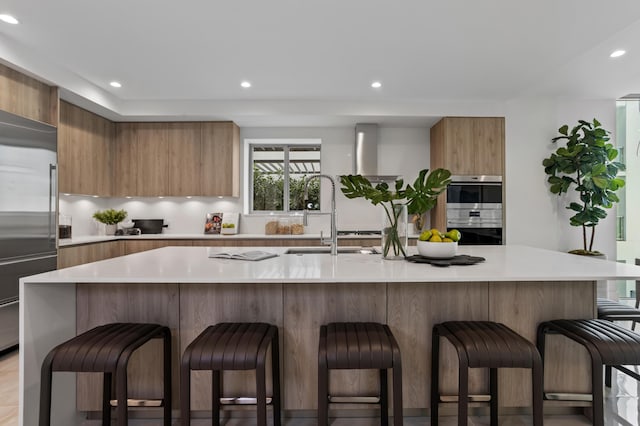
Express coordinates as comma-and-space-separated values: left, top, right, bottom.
505, 97, 618, 259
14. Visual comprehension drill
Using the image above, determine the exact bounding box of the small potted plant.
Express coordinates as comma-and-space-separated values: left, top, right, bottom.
93, 209, 128, 235
542, 119, 625, 255
340, 168, 451, 259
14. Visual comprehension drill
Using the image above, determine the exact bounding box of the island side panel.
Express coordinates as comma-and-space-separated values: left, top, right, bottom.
179, 283, 284, 411
387, 282, 490, 410
283, 283, 387, 411
489, 280, 596, 407
76, 283, 180, 411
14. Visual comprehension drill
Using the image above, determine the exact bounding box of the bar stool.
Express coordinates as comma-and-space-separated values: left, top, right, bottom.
39, 322, 172, 426
180, 322, 280, 426
537, 319, 640, 426
318, 322, 403, 426
431, 321, 543, 426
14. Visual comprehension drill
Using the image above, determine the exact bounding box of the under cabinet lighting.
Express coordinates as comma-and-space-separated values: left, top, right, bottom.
241, 81, 252, 88
186, 196, 193, 199
371, 81, 382, 89
610, 50, 626, 58
0, 14, 19, 24
158, 196, 164, 199
217, 196, 224, 199
125, 196, 132, 199
109, 81, 122, 88
92, 195, 99, 198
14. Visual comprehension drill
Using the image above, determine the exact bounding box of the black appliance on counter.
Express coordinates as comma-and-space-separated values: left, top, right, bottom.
446, 175, 503, 245
0, 109, 58, 351
132, 219, 167, 234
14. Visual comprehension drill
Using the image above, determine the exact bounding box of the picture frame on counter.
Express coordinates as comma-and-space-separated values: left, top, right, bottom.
204, 212, 223, 234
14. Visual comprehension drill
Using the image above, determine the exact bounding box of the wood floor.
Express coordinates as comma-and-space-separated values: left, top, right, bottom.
2, 347, 638, 425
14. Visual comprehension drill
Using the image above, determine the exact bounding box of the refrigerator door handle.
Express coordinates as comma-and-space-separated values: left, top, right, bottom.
49, 163, 57, 246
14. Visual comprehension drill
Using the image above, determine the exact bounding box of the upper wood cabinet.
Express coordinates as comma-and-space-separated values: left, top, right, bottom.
58, 101, 114, 195
201, 122, 240, 197
430, 117, 504, 176
0, 63, 58, 126
168, 123, 202, 196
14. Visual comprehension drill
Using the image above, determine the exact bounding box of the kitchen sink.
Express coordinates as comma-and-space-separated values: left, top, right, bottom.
284, 247, 380, 255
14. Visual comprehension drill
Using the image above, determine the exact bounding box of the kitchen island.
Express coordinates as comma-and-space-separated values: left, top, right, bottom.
19, 245, 640, 425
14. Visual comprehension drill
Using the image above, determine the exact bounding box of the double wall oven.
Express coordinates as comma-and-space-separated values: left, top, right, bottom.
446, 175, 503, 245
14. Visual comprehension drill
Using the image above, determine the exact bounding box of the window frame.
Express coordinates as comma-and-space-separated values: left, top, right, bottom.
246, 139, 321, 214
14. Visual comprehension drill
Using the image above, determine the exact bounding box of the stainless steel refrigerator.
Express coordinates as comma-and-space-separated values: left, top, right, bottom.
0, 109, 58, 352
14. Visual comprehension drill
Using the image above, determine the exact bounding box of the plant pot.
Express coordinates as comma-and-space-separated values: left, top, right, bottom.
105, 224, 117, 235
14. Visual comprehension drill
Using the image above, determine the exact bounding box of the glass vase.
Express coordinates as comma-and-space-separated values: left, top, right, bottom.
381, 203, 408, 260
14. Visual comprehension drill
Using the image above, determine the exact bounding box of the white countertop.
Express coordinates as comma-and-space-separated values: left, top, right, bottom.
24, 245, 640, 284
57, 233, 387, 247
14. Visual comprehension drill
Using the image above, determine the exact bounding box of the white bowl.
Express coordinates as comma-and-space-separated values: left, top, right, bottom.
416, 241, 458, 258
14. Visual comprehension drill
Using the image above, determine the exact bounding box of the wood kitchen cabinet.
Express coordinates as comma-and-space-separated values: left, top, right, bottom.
201, 122, 240, 197
58, 101, 114, 195
58, 241, 123, 269
430, 117, 504, 176
134, 123, 170, 197
168, 122, 202, 195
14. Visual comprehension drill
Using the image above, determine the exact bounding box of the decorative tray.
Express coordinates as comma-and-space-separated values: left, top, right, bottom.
405, 254, 486, 267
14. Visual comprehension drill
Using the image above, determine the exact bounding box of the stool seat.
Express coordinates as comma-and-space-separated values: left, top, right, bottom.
538, 319, 640, 426
40, 322, 172, 426
181, 322, 280, 426
435, 321, 540, 369
319, 322, 402, 426
432, 321, 542, 426
597, 298, 640, 321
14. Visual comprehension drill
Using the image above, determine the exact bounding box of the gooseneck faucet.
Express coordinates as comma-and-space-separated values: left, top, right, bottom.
303, 174, 337, 255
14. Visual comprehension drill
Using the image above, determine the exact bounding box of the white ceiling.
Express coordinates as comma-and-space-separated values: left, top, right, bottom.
1, 0, 640, 126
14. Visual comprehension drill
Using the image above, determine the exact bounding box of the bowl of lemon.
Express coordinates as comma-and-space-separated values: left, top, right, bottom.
416, 229, 461, 258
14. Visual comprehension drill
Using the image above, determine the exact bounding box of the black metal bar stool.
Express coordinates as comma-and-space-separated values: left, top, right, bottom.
537, 319, 640, 426
39, 322, 172, 426
180, 322, 280, 426
431, 321, 543, 426
318, 322, 403, 426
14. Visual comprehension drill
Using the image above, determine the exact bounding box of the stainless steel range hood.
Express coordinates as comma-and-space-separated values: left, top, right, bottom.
354, 124, 400, 183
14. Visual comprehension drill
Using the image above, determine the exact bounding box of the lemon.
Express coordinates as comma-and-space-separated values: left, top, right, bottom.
445, 229, 461, 242
442, 237, 453, 242
419, 230, 432, 241
429, 234, 442, 242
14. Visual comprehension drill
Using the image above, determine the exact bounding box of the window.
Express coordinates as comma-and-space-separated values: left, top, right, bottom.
249, 141, 321, 212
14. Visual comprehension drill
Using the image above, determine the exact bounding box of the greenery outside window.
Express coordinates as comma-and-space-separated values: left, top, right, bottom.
250, 142, 321, 212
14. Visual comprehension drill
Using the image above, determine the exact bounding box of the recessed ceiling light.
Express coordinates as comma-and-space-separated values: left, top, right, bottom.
241, 81, 252, 88
610, 50, 626, 58
110, 81, 122, 88
371, 81, 382, 89
0, 14, 19, 24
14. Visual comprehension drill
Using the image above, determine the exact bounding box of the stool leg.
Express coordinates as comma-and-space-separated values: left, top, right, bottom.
318, 326, 329, 426
116, 364, 128, 426
212, 370, 221, 426
392, 363, 403, 426
591, 357, 605, 426
430, 329, 440, 426
102, 372, 112, 426
39, 354, 54, 426
489, 368, 498, 426
605, 365, 613, 388
380, 369, 388, 426
257, 362, 267, 426
458, 364, 469, 426
180, 357, 191, 426
271, 332, 282, 426
163, 329, 172, 426
532, 357, 544, 426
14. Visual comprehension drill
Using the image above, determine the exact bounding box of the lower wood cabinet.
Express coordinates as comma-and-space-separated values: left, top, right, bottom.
58, 241, 123, 269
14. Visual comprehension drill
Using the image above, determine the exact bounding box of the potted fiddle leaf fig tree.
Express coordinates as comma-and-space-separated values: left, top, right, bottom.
340, 168, 451, 259
542, 119, 625, 255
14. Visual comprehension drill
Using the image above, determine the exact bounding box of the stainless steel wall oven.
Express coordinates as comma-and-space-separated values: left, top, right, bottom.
446, 175, 503, 245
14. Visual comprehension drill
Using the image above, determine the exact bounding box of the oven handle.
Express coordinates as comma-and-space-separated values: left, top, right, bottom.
447, 221, 503, 229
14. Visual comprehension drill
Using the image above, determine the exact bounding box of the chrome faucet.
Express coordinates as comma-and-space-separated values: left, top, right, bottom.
303, 174, 337, 255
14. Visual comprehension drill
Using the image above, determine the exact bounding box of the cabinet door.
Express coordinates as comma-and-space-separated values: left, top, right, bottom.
201, 122, 240, 197
58, 102, 113, 195
473, 117, 504, 176
135, 123, 169, 196
167, 123, 201, 196
443, 117, 476, 175
114, 123, 138, 196
58, 241, 123, 269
